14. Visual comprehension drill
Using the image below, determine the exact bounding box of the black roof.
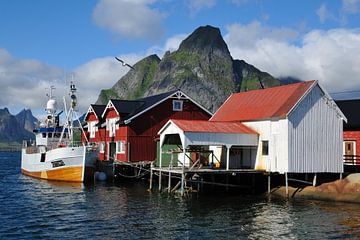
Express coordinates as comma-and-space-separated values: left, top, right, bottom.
335, 99, 360, 130
91, 104, 106, 119
111, 90, 178, 124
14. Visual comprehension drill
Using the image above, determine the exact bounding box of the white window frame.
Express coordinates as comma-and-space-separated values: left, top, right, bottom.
116, 141, 126, 154
99, 142, 105, 153
107, 118, 117, 137
89, 121, 97, 138
173, 100, 183, 111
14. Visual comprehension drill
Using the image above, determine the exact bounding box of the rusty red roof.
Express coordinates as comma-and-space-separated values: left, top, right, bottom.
210, 80, 316, 122
171, 119, 258, 134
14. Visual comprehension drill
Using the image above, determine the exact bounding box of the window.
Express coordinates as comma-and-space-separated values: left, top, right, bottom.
48, 133, 53, 138
89, 121, 97, 138
173, 100, 183, 111
262, 141, 269, 156
107, 118, 117, 137
99, 142, 105, 153
116, 141, 126, 154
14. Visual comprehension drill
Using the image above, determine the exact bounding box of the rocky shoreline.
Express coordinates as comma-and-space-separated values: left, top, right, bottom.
271, 173, 360, 203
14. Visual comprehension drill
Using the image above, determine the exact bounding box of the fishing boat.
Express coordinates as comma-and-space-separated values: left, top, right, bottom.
21, 83, 97, 182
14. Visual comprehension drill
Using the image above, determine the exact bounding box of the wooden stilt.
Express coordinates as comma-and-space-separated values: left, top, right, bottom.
149, 163, 153, 190
181, 147, 186, 196
268, 174, 271, 194
313, 173, 317, 187
226, 145, 230, 171
181, 173, 185, 196
158, 170, 162, 191
168, 171, 171, 193
340, 173, 343, 180
285, 172, 289, 197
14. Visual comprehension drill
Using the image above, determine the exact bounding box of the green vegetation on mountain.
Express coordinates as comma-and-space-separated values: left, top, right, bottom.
96, 25, 281, 112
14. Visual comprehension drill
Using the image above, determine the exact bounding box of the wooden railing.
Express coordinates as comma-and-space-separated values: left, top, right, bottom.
343, 155, 360, 166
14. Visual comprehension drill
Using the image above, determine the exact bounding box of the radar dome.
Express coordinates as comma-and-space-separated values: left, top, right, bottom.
46, 99, 57, 114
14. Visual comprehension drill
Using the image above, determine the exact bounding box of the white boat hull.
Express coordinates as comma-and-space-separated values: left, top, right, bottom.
21, 146, 97, 182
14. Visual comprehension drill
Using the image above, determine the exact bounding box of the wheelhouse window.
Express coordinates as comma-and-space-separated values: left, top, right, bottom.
99, 142, 105, 153
173, 100, 183, 111
116, 141, 126, 154
262, 140, 269, 156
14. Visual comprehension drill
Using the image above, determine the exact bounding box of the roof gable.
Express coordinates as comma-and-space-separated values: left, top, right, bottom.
84, 104, 106, 121
210, 80, 316, 122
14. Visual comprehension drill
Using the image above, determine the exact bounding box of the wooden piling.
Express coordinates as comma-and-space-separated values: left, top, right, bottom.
285, 172, 289, 197
313, 173, 317, 187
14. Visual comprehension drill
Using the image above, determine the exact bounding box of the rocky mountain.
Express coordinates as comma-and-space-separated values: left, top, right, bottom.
15, 109, 38, 133
96, 25, 281, 112
0, 108, 37, 144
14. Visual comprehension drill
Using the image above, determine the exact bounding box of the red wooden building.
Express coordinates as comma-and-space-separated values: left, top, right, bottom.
336, 99, 360, 166
84, 90, 212, 164
83, 104, 106, 158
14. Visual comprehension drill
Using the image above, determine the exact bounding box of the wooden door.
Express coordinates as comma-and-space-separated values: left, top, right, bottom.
345, 141, 355, 155
344, 141, 355, 165
108, 142, 116, 162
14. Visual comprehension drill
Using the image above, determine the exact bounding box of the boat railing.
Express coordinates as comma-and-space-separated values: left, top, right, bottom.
343, 155, 360, 166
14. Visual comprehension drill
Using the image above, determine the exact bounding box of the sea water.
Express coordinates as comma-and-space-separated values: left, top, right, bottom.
1, 151, 360, 239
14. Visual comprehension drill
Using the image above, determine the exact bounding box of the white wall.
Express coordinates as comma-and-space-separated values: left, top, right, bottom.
288, 85, 343, 173
244, 119, 288, 173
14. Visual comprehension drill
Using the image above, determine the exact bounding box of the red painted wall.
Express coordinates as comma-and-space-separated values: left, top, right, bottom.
124, 98, 211, 162
344, 130, 360, 155
85, 98, 211, 163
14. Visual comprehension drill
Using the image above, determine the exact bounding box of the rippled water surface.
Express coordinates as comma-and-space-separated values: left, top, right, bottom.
1, 152, 360, 239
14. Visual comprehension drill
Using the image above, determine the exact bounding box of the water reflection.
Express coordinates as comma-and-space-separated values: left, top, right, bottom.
1, 152, 360, 239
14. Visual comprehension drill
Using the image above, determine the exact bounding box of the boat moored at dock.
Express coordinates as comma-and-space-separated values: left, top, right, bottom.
21, 83, 97, 182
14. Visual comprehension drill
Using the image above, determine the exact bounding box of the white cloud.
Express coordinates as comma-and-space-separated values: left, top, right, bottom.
317, 3, 333, 23
73, 54, 143, 110
342, 0, 360, 14
0, 49, 64, 112
0, 30, 187, 115
147, 34, 187, 57
225, 22, 360, 93
186, 0, 216, 14
93, 0, 165, 40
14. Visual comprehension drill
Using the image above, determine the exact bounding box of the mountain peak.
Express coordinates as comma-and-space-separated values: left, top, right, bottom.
178, 25, 230, 55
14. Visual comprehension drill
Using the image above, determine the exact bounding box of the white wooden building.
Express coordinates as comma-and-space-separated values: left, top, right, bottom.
159, 80, 347, 174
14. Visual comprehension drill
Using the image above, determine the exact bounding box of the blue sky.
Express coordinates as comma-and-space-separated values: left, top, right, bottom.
0, 0, 360, 116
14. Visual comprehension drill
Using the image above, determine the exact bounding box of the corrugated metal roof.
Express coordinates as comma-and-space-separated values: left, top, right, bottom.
171, 119, 258, 134
210, 80, 315, 122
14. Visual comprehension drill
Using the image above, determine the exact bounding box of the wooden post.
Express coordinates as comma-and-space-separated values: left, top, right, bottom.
168, 154, 173, 193
313, 173, 317, 187
226, 145, 230, 171
158, 147, 163, 191
267, 174, 271, 194
181, 147, 186, 196
149, 162, 153, 190
181, 172, 185, 196
285, 172, 289, 197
